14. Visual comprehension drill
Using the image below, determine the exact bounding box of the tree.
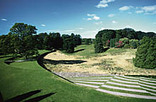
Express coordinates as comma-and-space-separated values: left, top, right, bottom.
62, 34, 75, 53
129, 39, 139, 49
110, 39, 115, 48
49, 32, 62, 49
9, 23, 38, 59
133, 37, 156, 69
82, 38, 92, 45
0, 34, 14, 55
101, 30, 116, 46
94, 37, 104, 53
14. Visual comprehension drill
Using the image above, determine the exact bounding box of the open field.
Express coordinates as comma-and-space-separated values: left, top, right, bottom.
44, 44, 156, 76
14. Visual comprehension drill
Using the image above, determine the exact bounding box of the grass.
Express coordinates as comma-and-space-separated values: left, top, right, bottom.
1, 51, 156, 101
70, 75, 156, 99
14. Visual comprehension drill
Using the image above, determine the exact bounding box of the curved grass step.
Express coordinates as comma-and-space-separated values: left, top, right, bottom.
142, 87, 156, 95
71, 79, 108, 82
101, 84, 148, 93
140, 78, 156, 83
96, 89, 156, 100
139, 83, 156, 89
114, 76, 139, 82
69, 76, 112, 80
106, 81, 141, 88
120, 76, 140, 80
141, 77, 156, 81
111, 78, 138, 84
139, 81, 156, 86
74, 81, 104, 85
75, 83, 99, 88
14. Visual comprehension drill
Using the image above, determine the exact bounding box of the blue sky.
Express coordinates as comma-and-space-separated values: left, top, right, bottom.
0, 0, 156, 38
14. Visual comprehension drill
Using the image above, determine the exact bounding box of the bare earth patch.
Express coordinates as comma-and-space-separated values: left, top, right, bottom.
44, 50, 156, 76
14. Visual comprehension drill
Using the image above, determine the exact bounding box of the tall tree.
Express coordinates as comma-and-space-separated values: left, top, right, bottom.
9, 23, 38, 59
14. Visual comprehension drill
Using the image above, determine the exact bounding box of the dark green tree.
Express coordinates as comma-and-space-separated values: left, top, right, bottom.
62, 34, 75, 53
9, 23, 38, 59
133, 37, 156, 69
94, 37, 104, 53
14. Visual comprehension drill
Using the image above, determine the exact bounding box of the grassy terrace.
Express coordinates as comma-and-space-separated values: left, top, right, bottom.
70, 75, 156, 99
1, 51, 155, 102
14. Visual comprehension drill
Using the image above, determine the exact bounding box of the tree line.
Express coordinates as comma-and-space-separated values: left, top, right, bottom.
94, 28, 156, 53
0, 23, 81, 59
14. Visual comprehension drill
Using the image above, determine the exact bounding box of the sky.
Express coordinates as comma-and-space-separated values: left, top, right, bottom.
0, 0, 156, 38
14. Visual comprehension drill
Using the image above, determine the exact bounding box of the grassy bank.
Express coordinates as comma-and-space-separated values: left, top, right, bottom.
0, 50, 155, 102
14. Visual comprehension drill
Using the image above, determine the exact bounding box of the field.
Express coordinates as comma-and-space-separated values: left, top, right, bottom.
44, 44, 156, 76
0, 46, 156, 102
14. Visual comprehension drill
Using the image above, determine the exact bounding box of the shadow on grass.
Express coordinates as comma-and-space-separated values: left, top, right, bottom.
0, 90, 55, 102
74, 49, 85, 53
103, 48, 109, 52
37, 51, 74, 83
44, 59, 87, 65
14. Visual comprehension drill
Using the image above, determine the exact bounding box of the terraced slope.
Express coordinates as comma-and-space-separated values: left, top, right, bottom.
69, 75, 156, 100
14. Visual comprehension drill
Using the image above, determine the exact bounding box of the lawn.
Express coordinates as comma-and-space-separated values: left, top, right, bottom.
0, 50, 155, 102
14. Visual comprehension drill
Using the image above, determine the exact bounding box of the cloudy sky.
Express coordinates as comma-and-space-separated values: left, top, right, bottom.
0, 0, 156, 38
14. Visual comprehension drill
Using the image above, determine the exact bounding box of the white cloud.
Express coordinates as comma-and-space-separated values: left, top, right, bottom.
87, 18, 92, 21
41, 24, 46, 27
108, 14, 115, 17
1, 18, 7, 21
142, 5, 156, 12
96, 4, 108, 8
136, 5, 156, 15
112, 20, 117, 24
136, 10, 144, 14
96, 0, 115, 8
119, 6, 132, 11
87, 14, 100, 20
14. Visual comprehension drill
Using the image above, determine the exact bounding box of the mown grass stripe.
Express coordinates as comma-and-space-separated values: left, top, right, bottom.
105, 83, 143, 90
111, 79, 138, 84
142, 87, 156, 93
101, 84, 148, 93
96, 89, 156, 100
106, 81, 141, 88
99, 86, 154, 96
75, 83, 99, 88
74, 81, 104, 85
108, 79, 139, 86
139, 83, 156, 89
121, 76, 140, 80
115, 76, 139, 82
139, 81, 156, 86
140, 78, 156, 83
71, 79, 108, 82
141, 77, 156, 81
69, 77, 112, 80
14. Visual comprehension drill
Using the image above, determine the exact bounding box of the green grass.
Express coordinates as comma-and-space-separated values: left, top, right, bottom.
64, 44, 137, 59
72, 44, 97, 58
0, 50, 156, 102
99, 86, 153, 96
